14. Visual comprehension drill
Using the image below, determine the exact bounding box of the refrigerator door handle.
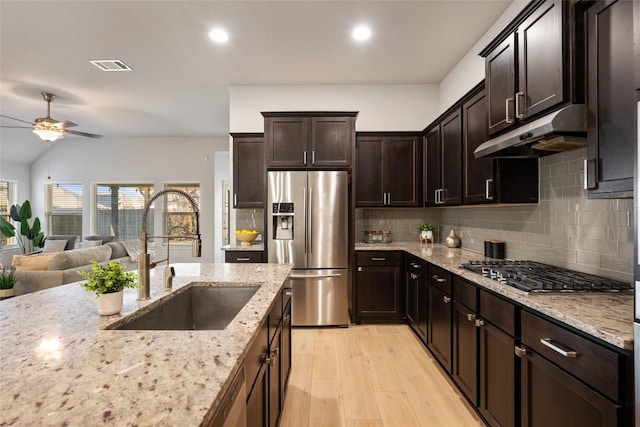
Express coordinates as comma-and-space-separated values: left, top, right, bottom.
303, 187, 308, 255
289, 273, 342, 279
308, 187, 313, 255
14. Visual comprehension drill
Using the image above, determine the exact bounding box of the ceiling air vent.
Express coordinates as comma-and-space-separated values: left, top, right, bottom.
90, 59, 133, 72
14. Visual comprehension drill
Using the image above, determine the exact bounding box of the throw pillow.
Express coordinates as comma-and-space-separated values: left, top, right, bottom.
48, 245, 112, 271
42, 239, 67, 253
12, 253, 57, 271
82, 240, 102, 248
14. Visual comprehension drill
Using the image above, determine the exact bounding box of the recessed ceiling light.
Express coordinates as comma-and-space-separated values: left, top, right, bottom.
209, 28, 229, 43
352, 26, 371, 41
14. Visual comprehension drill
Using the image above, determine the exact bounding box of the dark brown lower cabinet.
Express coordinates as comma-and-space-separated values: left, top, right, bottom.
452, 301, 478, 405
280, 298, 292, 404
406, 255, 428, 343
246, 362, 268, 427
356, 251, 403, 323
427, 284, 452, 373
268, 324, 282, 427
520, 349, 620, 427
479, 321, 516, 427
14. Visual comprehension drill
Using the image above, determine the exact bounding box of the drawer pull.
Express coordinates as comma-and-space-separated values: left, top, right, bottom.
514, 346, 527, 358
475, 319, 485, 328
466, 313, 476, 322
284, 289, 292, 296
432, 275, 446, 283
443, 296, 451, 304
540, 338, 578, 358
410, 273, 417, 279
236, 257, 251, 261
411, 263, 420, 268
371, 257, 386, 261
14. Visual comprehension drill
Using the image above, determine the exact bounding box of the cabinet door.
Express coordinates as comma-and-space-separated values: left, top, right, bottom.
310, 116, 352, 167
355, 136, 385, 206
479, 322, 516, 427
247, 364, 268, 427
441, 108, 462, 205
268, 324, 282, 427
453, 302, 478, 405
520, 349, 621, 427
265, 116, 309, 168
427, 284, 452, 373
385, 136, 423, 206
280, 300, 292, 401
424, 126, 441, 207
517, 0, 564, 118
417, 275, 428, 342
462, 89, 494, 204
357, 265, 402, 321
406, 270, 418, 329
486, 33, 516, 135
225, 251, 264, 263
233, 134, 264, 208
586, 0, 635, 198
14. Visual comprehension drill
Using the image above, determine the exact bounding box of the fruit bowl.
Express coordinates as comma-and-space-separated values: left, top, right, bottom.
235, 230, 259, 246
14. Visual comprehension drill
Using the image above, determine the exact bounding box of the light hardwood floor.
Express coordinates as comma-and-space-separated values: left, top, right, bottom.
280, 324, 485, 427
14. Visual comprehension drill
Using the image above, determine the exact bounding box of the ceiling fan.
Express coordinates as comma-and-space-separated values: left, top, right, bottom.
0, 92, 102, 142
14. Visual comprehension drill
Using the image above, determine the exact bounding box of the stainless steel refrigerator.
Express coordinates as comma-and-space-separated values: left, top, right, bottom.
633, 98, 639, 426
267, 170, 349, 327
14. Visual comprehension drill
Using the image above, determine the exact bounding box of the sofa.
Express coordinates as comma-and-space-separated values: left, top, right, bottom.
12, 240, 139, 296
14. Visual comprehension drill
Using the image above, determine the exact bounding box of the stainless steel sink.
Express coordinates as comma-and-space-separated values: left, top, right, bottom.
110, 285, 260, 330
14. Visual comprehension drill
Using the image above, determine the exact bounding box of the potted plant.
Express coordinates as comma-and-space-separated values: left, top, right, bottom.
79, 260, 138, 315
0, 200, 45, 254
0, 265, 17, 299
419, 224, 435, 243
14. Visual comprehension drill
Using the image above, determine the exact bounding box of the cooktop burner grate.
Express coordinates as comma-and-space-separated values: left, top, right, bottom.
461, 260, 632, 294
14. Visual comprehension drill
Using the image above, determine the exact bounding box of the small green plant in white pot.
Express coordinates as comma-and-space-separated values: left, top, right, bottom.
419, 224, 435, 243
0, 265, 17, 299
79, 260, 137, 315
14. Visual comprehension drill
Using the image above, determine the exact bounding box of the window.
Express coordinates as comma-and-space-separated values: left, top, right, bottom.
164, 183, 200, 243
94, 184, 154, 241
45, 183, 83, 238
0, 180, 17, 246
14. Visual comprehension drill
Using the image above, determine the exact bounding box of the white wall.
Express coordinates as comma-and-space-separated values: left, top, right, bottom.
230, 84, 439, 132
28, 136, 228, 262
0, 160, 31, 202
438, 0, 528, 112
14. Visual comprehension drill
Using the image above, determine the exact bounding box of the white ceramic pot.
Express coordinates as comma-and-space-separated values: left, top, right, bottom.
96, 290, 123, 316
425, 230, 434, 240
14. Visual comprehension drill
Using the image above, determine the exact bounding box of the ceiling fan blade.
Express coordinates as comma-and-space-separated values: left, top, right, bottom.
63, 129, 102, 139
0, 114, 35, 126
55, 120, 78, 128
0, 125, 33, 129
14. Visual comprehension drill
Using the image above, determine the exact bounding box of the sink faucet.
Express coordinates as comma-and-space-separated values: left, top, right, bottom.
137, 189, 202, 300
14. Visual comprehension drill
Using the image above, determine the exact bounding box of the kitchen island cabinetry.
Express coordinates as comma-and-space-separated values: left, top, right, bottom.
355, 251, 404, 323
584, 0, 635, 198
406, 254, 428, 343
263, 112, 356, 169
355, 133, 423, 207
232, 133, 264, 208
427, 263, 453, 373
481, 0, 579, 136
519, 310, 631, 426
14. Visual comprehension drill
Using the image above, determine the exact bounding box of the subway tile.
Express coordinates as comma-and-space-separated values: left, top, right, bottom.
549, 162, 569, 177
600, 255, 632, 274
576, 251, 601, 268
608, 226, 634, 242
577, 211, 601, 226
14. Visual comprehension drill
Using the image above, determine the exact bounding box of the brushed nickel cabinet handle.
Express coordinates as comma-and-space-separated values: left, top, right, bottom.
584, 158, 597, 190
505, 98, 514, 124
515, 91, 525, 119
312, 150, 315, 165
233, 193, 237, 207
466, 313, 476, 322
371, 257, 386, 261
475, 319, 485, 327
443, 296, 451, 304
514, 346, 527, 358
303, 151, 307, 165
540, 338, 578, 358
236, 257, 251, 261
485, 179, 494, 200
432, 275, 446, 283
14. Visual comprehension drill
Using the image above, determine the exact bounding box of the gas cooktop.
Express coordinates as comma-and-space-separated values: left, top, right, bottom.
461, 260, 632, 294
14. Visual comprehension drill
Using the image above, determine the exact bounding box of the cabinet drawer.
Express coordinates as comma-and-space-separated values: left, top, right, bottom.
521, 310, 622, 402
453, 276, 477, 310
480, 291, 516, 337
356, 251, 402, 266
225, 251, 263, 263
428, 264, 452, 295
406, 256, 427, 276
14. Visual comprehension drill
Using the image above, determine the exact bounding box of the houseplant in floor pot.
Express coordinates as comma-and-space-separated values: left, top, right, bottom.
0, 200, 45, 255
79, 260, 138, 315
0, 265, 17, 299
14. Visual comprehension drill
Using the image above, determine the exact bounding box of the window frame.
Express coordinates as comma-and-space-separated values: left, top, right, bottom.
45, 182, 84, 239
92, 183, 155, 242
163, 183, 201, 245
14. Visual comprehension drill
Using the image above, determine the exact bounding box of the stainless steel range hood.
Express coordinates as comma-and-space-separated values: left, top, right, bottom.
474, 104, 588, 158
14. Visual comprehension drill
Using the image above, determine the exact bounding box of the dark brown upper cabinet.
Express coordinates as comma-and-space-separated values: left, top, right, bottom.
356, 133, 423, 207
424, 108, 462, 207
481, 0, 582, 136
262, 112, 356, 169
231, 133, 264, 208
463, 84, 539, 205
584, 0, 635, 199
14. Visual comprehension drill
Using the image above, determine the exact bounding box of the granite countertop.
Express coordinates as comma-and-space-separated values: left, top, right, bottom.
221, 242, 265, 251
356, 242, 634, 350
0, 262, 292, 426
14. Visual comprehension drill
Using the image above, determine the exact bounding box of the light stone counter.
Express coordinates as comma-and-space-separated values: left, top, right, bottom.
221, 242, 265, 251
356, 242, 633, 350
0, 262, 292, 426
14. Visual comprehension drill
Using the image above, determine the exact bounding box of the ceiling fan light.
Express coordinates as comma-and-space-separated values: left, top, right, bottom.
33, 128, 64, 142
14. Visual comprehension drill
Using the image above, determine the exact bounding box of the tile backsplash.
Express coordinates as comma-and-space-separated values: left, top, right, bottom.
357, 148, 634, 283
235, 208, 264, 242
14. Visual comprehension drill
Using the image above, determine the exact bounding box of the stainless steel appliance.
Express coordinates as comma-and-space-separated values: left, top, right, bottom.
267, 171, 349, 327
462, 260, 631, 294
633, 98, 639, 426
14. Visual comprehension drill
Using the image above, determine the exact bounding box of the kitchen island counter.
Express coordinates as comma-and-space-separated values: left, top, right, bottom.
0, 262, 292, 426
356, 242, 633, 350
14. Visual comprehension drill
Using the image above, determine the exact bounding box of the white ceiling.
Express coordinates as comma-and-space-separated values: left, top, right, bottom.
0, 0, 511, 165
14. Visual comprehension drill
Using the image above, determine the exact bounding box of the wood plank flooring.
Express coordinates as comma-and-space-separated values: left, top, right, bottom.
280, 324, 485, 427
